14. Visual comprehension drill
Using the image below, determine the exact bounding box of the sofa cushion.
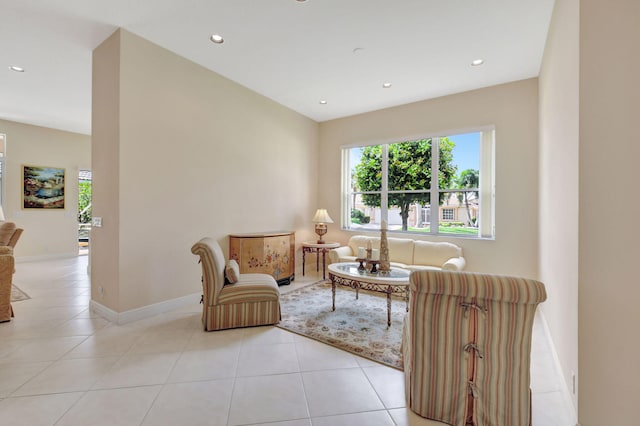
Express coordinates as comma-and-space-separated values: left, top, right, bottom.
348, 236, 379, 255
218, 273, 279, 304
387, 237, 414, 265
413, 240, 462, 267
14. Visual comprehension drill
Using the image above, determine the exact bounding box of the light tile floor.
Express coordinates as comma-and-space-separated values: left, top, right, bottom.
0, 256, 576, 425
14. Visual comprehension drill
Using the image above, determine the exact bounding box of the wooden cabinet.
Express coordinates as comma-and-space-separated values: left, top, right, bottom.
229, 231, 295, 285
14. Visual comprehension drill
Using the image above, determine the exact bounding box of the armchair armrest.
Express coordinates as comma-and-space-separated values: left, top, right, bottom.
442, 256, 466, 271
328, 246, 353, 264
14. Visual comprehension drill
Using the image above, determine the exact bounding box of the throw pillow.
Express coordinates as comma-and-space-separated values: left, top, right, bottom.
225, 259, 239, 284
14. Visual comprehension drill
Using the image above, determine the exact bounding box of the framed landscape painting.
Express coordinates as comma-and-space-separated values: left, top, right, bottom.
23, 165, 65, 209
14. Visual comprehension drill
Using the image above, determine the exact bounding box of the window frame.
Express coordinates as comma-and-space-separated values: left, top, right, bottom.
341, 127, 495, 239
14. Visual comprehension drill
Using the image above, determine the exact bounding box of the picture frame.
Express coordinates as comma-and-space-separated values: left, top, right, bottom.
22, 165, 65, 209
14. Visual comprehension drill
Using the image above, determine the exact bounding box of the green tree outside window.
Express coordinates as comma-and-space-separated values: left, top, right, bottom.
353, 138, 457, 231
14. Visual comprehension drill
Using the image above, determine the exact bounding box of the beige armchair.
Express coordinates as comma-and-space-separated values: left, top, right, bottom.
191, 237, 281, 331
0, 221, 23, 249
403, 270, 547, 426
0, 246, 15, 322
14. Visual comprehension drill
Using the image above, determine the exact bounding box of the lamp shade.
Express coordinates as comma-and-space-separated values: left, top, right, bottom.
0, 205, 5, 221
312, 209, 333, 224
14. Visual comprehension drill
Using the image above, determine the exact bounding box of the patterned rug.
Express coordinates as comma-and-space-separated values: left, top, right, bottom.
11, 284, 30, 302
277, 280, 404, 369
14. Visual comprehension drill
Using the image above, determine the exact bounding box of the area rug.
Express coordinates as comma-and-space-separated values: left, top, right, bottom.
277, 280, 405, 369
11, 284, 30, 302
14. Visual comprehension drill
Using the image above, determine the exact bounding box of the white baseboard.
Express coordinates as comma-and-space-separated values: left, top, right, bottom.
538, 311, 579, 424
89, 300, 119, 323
16, 253, 80, 263
90, 292, 201, 325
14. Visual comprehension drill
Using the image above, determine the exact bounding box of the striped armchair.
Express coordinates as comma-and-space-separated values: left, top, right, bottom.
191, 237, 281, 331
403, 270, 547, 426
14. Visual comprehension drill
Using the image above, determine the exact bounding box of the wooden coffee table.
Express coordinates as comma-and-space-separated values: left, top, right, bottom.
327, 262, 411, 327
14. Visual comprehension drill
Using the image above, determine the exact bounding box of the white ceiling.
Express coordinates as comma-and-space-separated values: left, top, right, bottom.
0, 0, 555, 136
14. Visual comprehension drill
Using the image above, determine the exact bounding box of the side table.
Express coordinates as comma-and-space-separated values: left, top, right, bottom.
302, 241, 340, 280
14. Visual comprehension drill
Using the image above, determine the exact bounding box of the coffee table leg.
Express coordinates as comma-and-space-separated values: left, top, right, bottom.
321, 249, 327, 280
302, 248, 306, 276
332, 281, 336, 311
405, 289, 409, 312
387, 292, 392, 327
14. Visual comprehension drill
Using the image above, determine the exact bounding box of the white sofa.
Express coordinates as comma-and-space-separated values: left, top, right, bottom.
328, 235, 466, 271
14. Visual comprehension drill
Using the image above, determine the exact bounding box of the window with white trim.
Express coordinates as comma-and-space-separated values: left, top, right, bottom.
342, 129, 495, 238
442, 208, 455, 221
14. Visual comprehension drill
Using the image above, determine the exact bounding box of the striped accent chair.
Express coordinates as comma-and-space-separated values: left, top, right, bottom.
403, 270, 547, 426
191, 237, 281, 331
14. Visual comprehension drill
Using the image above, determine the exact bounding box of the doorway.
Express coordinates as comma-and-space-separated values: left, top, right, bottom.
78, 170, 91, 255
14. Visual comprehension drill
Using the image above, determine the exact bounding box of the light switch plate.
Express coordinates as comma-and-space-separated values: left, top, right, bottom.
92, 217, 103, 227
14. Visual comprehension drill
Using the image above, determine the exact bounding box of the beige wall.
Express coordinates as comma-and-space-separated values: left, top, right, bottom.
319, 79, 539, 278
538, 0, 579, 411
92, 30, 319, 312
0, 119, 91, 258
91, 30, 121, 311
579, 0, 640, 424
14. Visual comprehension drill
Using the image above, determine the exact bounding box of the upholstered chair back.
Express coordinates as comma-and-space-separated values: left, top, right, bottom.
8, 228, 23, 248
387, 237, 414, 264
0, 222, 23, 249
412, 240, 462, 267
0, 246, 15, 322
190, 237, 226, 306
347, 235, 379, 254
404, 270, 547, 426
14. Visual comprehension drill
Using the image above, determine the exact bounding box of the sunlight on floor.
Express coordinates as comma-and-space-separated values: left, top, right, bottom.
0, 256, 576, 425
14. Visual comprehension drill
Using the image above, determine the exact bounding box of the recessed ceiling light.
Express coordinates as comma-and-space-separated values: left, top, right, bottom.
209, 34, 224, 44
382, 82, 392, 88
471, 59, 484, 66
9, 66, 25, 72
296, 0, 308, 3
319, 100, 327, 105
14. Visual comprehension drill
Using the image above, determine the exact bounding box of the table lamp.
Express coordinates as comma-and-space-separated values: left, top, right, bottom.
312, 209, 333, 244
